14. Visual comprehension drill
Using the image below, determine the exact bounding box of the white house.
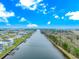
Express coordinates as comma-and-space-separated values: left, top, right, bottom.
3, 38, 14, 47
0, 41, 4, 52
0, 38, 3, 40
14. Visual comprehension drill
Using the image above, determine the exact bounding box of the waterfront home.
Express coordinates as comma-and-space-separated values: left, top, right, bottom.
18, 32, 25, 35
0, 42, 4, 52
0, 44, 3, 53
0, 33, 3, 36
3, 38, 14, 47
8, 33, 16, 36
8, 38, 14, 45
15, 35, 22, 39
0, 38, 3, 40
0, 39, 13, 52
4, 36, 10, 39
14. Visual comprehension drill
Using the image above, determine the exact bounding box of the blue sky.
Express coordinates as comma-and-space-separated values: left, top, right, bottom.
0, 0, 79, 29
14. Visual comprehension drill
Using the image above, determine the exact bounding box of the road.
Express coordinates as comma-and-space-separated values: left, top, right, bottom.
4, 30, 67, 59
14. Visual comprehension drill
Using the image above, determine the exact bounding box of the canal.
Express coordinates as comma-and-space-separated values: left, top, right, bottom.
4, 30, 67, 59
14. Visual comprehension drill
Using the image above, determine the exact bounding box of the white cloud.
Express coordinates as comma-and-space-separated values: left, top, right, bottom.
47, 21, 51, 25
0, 18, 11, 26
20, 0, 34, 7
39, 3, 45, 6
16, 0, 48, 14
0, 18, 8, 22
20, 17, 26, 22
27, 24, 38, 28
16, 0, 42, 10
0, 3, 5, 11
0, 12, 14, 18
0, 3, 15, 23
43, 9, 48, 14
65, 11, 79, 20
61, 16, 64, 19
54, 15, 59, 19
50, 6, 56, 10
38, 3, 49, 14
39, 3, 47, 8
0, 3, 15, 18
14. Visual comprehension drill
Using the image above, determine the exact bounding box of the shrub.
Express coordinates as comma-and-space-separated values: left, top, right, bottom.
62, 42, 68, 51
74, 48, 79, 58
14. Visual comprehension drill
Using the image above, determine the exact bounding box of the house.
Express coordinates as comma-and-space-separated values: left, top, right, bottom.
0, 42, 4, 52
8, 38, 14, 45
0, 33, 2, 36
3, 38, 14, 47
18, 31, 28, 35
15, 35, 22, 39
0, 44, 3, 52
4, 36, 10, 39
0, 38, 3, 40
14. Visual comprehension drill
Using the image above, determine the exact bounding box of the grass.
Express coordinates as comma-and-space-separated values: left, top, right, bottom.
0, 33, 32, 59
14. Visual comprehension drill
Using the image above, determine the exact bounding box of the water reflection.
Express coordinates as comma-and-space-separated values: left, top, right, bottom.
5, 31, 67, 59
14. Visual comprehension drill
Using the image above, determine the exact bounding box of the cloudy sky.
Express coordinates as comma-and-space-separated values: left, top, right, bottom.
0, 0, 79, 28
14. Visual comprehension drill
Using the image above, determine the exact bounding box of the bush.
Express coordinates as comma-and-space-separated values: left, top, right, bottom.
62, 42, 68, 51
74, 48, 79, 58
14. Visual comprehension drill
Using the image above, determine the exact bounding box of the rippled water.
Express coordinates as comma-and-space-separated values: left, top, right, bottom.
4, 30, 67, 59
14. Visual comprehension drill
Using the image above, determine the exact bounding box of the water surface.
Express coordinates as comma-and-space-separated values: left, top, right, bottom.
5, 30, 67, 59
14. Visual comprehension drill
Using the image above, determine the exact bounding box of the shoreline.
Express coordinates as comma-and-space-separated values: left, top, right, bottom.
0, 33, 32, 59
48, 39, 78, 59
1, 40, 25, 59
